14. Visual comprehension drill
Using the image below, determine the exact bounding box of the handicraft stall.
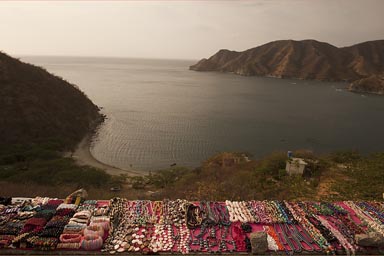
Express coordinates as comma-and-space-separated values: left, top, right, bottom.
0, 197, 383, 255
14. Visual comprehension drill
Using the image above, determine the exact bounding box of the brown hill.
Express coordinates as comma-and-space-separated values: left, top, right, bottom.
348, 75, 384, 95
0, 52, 103, 150
343, 40, 384, 77
190, 40, 384, 91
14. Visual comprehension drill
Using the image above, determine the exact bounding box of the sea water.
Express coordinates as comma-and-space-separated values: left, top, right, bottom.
21, 56, 384, 170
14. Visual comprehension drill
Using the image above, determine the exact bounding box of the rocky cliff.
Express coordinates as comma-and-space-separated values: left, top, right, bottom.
0, 52, 103, 150
190, 39, 384, 94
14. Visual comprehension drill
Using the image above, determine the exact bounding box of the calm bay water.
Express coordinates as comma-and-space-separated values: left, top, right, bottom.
22, 56, 384, 170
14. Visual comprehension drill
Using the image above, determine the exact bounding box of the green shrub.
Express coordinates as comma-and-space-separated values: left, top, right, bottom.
330, 150, 361, 163
130, 176, 147, 189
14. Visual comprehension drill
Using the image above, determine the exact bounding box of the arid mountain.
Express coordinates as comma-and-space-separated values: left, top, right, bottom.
190, 40, 384, 94
0, 52, 103, 149
343, 40, 384, 77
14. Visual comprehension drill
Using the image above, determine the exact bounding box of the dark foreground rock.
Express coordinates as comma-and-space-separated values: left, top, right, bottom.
356, 232, 384, 247
250, 232, 268, 254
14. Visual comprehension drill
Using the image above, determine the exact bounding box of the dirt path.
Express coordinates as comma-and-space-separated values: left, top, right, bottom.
67, 134, 147, 177
316, 166, 349, 200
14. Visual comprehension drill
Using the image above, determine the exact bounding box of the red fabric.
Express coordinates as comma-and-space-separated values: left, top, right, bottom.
232, 222, 246, 251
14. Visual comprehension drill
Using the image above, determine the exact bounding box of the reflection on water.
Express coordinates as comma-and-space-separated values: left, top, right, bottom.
22, 56, 384, 170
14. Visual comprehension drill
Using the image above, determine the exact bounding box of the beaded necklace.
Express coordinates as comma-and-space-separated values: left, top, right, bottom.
284, 201, 332, 253
274, 201, 290, 223
213, 202, 231, 226
186, 204, 202, 229
225, 200, 238, 222
316, 215, 356, 255
345, 201, 384, 237
274, 223, 302, 253
189, 223, 235, 253
252, 201, 270, 224
357, 202, 384, 224
151, 201, 163, 224
149, 224, 174, 252
246, 201, 259, 223
175, 223, 189, 254
278, 223, 320, 253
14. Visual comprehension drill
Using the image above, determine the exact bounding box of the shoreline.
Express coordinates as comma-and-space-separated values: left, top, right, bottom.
68, 133, 147, 177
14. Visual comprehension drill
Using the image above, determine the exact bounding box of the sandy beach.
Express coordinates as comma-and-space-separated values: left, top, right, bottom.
69, 134, 147, 176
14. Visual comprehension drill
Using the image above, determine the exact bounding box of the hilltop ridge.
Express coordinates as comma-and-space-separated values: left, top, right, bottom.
190, 39, 384, 94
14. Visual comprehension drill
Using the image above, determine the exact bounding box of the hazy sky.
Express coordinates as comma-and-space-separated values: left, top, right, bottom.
1, 0, 383, 59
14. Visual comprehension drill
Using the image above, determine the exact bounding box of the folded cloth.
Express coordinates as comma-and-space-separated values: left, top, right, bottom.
63, 223, 86, 234
4, 221, 26, 235
32, 197, 50, 206
57, 242, 81, 249
90, 216, 110, 230
73, 210, 91, 219
55, 209, 76, 218
25, 217, 47, 227
44, 199, 63, 208
27, 236, 58, 250
68, 218, 89, 225
83, 225, 104, 237
39, 226, 64, 238
93, 207, 109, 216
64, 223, 87, 229
34, 210, 55, 220
59, 233, 82, 243
81, 235, 103, 250
90, 216, 110, 222
56, 204, 78, 211
46, 218, 70, 229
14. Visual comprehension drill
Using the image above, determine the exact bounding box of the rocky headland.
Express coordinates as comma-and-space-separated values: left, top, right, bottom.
190, 39, 384, 94
348, 74, 384, 95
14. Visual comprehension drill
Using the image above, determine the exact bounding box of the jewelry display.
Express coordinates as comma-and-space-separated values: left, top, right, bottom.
0, 197, 382, 254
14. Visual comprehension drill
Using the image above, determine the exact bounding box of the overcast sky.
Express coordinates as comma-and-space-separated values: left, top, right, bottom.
1, 0, 383, 59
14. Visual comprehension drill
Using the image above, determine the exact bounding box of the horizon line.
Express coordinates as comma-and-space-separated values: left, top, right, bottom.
15, 53, 198, 62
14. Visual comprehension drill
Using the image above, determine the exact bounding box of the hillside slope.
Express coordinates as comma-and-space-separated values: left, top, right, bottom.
0, 52, 102, 150
190, 39, 384, 93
